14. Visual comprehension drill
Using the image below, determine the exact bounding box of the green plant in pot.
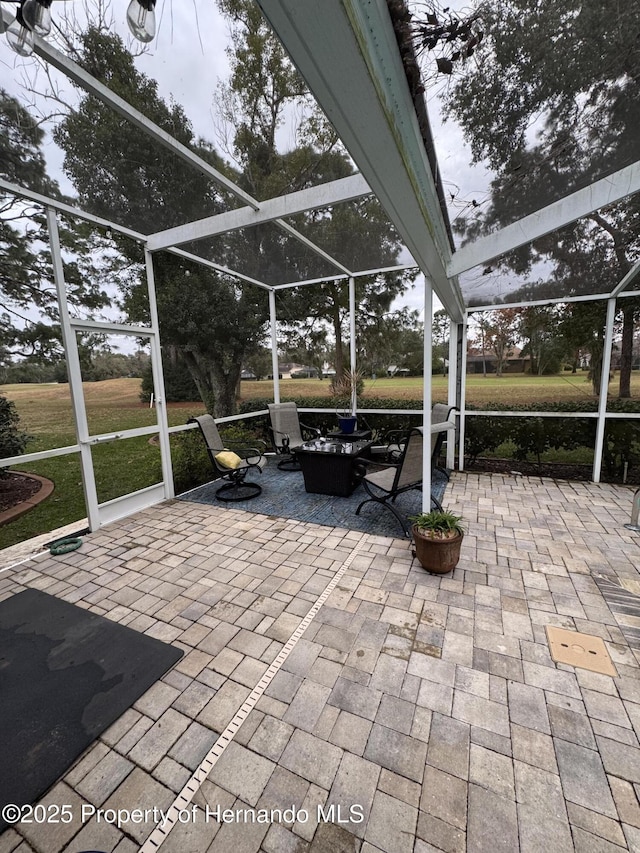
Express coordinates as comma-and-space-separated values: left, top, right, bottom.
409, 510, 464, 574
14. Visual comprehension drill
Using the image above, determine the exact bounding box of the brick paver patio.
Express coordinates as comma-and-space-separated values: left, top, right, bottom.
1, 471, 640, 852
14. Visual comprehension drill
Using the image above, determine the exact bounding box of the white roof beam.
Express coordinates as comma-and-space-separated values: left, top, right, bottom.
256, 0, 465, 322
18, 21, 358, 277
15, 18, 260, 211
612, 256, 640, 298
148, 174, 371, 251
0, 177, 144, 241
0, 177, 271, 288
449, 161, 640, 277
467, 289, 640, 312
273, 263, 417, 290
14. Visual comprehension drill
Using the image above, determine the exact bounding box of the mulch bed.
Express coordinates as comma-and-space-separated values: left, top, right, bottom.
0, 473, 42, 513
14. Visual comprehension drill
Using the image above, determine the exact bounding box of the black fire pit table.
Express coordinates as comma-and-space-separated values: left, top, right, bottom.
292, 438, 373, 497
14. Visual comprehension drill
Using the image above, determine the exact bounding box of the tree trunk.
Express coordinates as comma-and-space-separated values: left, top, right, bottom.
181, 350, 241, 418
589, 213, 633, 399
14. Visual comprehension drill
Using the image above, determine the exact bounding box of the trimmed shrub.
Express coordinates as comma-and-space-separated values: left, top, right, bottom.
0, 395, 30, 477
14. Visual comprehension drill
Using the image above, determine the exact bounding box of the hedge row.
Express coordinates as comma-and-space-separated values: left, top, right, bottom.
237, 397, 640, 478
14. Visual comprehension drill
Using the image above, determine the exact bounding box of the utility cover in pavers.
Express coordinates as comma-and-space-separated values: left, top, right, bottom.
546, 626, 618, 676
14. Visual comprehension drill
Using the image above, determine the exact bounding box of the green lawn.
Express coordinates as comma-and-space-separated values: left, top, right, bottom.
0, 371, 635, 550
242, 370, 625, 405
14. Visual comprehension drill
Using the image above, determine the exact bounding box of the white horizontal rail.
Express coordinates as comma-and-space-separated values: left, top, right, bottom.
84, 425, 160, 444
466, 410, 599, 418
69, 319, 155, 337
0, 444, 80, 469
167, 410, 270, 434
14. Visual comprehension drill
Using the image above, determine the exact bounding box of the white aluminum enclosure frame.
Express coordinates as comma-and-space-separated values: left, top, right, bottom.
2, 0, 640, 542
49, 208, 174, 530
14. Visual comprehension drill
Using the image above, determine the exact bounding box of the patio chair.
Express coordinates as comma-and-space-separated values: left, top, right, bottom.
355, 427, 444, 537
267, 402, 321, 470
382, 404, 457, 479
188, 414, 266, 502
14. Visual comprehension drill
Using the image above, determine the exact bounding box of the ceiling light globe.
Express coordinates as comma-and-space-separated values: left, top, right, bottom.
22, 0, 52, 37
126, 0, 156, 43
6, 15, 34, 56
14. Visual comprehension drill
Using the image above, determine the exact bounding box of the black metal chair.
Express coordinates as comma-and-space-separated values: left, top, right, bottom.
380, 404, 457, 480
188, 415, 266, 502
356, 426, 446, 536
267, 402, 321, 470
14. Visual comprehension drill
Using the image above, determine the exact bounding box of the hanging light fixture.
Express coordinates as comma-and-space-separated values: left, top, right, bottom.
3, 0, 158, 55
5, 4, 34, 56
126, 0, 156, 43
21, 0, 53, 36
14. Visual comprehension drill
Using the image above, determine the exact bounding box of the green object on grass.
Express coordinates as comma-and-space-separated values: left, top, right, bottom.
49, 537, 82, 555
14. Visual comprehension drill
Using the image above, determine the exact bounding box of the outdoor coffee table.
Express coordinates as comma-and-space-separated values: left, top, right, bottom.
293, 438, 373, 497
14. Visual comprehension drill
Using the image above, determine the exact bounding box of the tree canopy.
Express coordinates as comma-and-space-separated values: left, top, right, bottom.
0, 90, 108, 366
439, 0, 640, 397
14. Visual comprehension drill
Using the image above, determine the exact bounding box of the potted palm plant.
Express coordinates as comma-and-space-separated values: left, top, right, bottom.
409, 510, 464, 574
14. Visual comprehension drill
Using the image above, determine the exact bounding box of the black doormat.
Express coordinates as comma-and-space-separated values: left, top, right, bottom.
0, 588, 183, 828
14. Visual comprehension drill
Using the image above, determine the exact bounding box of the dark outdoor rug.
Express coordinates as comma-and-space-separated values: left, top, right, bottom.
0, 589, 183, 827
179, 459, 449, 538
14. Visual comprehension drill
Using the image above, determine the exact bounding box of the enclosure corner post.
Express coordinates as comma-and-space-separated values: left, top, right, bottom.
447, 318, 458, 470
269, 289, 280, 404
349, 277, 357, 415
145, 248, 174, 500
458, 314, 468, 472
422, 277, 433, 512
593, 297, 616, 483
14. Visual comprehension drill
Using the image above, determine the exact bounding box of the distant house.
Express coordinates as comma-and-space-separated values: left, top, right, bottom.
466, 346, 531, 374
279, 362, 319, 379
387, 365, 410, 377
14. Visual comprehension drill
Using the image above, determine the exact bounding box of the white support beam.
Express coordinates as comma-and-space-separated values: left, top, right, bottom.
145, 249, 174, 501
349, 277, 357, 415
169, 247, 271, 288
458, 318, 468, 472
148, 174, 371, 251
0, 177, 275, 288
256, 0, 465, 322
467, 289, 640, 312
422, 279, 433, 511
613, 257, 640, 298
47, 207, 100, 530
69, 319, 155, 337
446, 320, 458, 470
275, 218, 353, 275
449, 161, 640, 277
593, 298, 616, 483
272, 264, 417, 291
269, 290, 281, 405
8, 19, 355, 277
15, 21, 259, 210
0, 177, 144, 241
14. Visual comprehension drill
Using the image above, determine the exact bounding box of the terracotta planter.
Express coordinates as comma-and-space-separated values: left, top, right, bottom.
412, 526, 463, 574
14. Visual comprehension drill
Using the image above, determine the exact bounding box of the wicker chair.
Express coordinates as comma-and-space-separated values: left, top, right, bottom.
188, 414, 266, 501
355, 426, 444, 536
267, 402, 321, 470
